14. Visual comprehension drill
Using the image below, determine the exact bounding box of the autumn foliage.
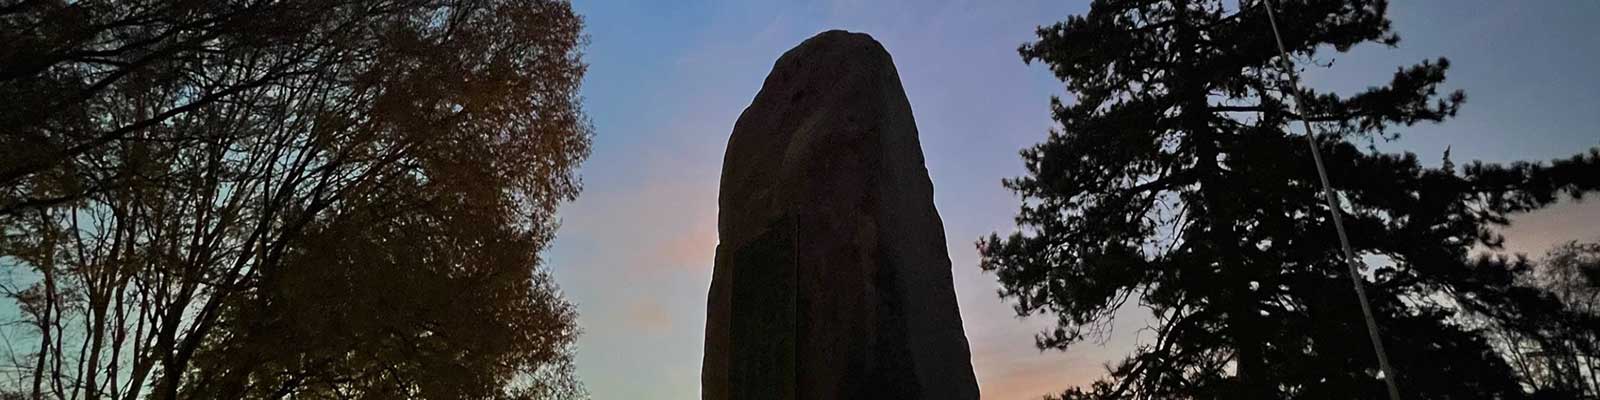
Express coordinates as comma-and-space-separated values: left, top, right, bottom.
0, 0, 592, 398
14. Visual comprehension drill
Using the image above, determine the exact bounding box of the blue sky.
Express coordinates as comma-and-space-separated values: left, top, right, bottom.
547, 1, 1600, 399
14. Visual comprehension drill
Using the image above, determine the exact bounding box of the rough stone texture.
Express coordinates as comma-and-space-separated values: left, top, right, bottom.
702, 30, 980, 400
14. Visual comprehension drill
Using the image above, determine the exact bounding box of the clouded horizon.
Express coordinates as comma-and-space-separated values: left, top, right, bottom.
549, 1, 1600, 398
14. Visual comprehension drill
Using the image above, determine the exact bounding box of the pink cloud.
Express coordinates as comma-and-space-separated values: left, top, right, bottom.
1498, 199, 1600, 255
657, 215, 718, 269
626, 299, 674, 335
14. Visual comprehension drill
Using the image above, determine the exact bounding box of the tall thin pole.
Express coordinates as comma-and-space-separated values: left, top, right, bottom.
1258, 1, 1403, 399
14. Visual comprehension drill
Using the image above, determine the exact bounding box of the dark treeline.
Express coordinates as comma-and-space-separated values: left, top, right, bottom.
8, 0, 1600, 399
981, 0, 1600, 399
0, 0, 591, 399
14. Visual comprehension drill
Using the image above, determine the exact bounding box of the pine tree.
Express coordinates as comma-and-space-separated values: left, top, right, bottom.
978, 1, 1600, 398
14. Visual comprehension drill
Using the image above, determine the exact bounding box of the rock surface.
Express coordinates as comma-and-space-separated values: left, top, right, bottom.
702, 30, 980, 400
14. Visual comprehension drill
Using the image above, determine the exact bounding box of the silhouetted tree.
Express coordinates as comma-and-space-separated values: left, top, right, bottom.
979, 0, 1600, 399
0, 0, 591, 399
1480, 241, 1600, 397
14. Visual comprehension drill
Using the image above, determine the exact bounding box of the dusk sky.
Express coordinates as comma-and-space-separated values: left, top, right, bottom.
548, 1, 1600, 398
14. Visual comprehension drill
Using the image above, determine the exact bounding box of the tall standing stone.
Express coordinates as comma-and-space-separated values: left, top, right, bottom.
702, 30, 980, 400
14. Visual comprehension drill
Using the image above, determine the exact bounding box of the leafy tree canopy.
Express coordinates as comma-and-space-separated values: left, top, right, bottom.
0, 0, 592, 398
980, 0, 1600, 398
